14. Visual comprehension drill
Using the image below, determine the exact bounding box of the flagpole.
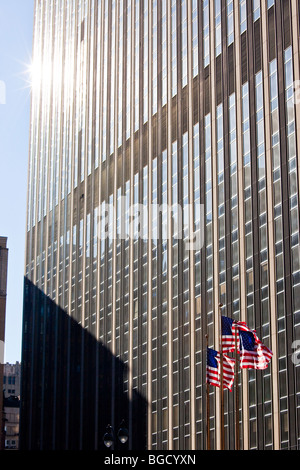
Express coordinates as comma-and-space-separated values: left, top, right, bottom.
205, 334, 210, 450
235, 323, 240, 450
219, 303, 224, 450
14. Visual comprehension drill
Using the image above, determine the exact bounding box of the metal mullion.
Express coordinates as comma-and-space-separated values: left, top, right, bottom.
187, 0, 196, 450
209, 0, 222, 450
166, 0, 174, 450
155, 0, 163, 448
175, 0, 185, 449
128, 0, 135, 448
94, 0, 105, 449
147, 0, 153, 448
260, 0, 280, 450
246, 0, 264, 449
233, 0, 248, 450
275, 0, 296, 450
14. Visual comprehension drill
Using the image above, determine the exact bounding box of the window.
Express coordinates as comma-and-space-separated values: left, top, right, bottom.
152, 0, 158, 114
227, 0, 234, 45
215, 0, 222, 57
240, 0, 247, 34
203, 0, 210, 67
192, 0, 198, 77
181, 0, 188, 87
253, 0, 260, 21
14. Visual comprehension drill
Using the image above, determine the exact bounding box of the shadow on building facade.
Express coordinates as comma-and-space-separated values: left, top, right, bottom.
20, 277, 147, 451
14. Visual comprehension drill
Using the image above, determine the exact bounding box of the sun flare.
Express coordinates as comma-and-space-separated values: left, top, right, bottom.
29, 57, 54, 93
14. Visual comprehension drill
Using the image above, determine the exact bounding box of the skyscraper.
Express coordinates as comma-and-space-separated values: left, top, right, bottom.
21, 0, 300, 450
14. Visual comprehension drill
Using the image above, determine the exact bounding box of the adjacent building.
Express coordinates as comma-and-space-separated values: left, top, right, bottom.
0, 237, 9, 450
3, 363, 21, 450
3, 362, 21, 399
21, 0, 300, 450
3, 395, 20, 450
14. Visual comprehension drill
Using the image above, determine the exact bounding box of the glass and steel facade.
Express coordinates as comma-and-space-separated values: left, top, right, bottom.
21, 0, 300, 450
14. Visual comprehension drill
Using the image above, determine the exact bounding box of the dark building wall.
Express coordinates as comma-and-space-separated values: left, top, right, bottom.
20, 278, 147, 450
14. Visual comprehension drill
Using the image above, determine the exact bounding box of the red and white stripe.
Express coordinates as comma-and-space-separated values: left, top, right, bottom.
207, 352, 236, 392
240, 342, 273, 370
222, 321, 238, 353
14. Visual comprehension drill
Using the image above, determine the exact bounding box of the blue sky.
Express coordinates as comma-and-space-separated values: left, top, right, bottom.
0, 0, 34, 363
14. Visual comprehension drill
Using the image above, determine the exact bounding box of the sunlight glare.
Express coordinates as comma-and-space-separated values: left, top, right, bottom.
29, 56, 54, 93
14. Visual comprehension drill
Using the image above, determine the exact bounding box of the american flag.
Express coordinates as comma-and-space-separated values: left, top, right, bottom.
221, 316, 237, 353
239, 330, 273, 370
206, 348, 236, 392
236, 321, 251, 332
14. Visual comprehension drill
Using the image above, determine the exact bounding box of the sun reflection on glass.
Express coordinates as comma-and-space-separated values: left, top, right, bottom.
28, 54, 75, 101
29, 58, 54, 93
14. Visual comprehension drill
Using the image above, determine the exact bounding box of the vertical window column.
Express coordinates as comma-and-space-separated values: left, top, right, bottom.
123, 181, 130, 391
84, 213, 91, 324
79, 1, 88, 182
102, 0, 109, 161
182, 132, 190, 449
87, 0, 95, 176
117, 0, 124, 148
171, 0, 177, 97
99, 203, 106, 342
242, 82, 256, 447
205, 114, 215, 445
78, 218, 83, 323
191, 0, 198, 78
171, 142, 180, 450
229, 94, 240, 318
152, 0, 158, 115
132, 173, 139, 390
115, 188, 122, 357
161, 149, 168, 449
71, 224, 77, 318
181, 0, 188, 88
126, 0, 132, 140
91, 207, 98, 331
161, 1, 167, 106
255, 70, 270, 350
203, 0, 210, 68
95, 0, 103, 169
106, 194, 114, 347
193, 122, 202, 446
141, 165, 148, 399
217, 104, 226, 306
134, 0, 140, 131
109, 0, 116, 155
143, 0, 149, 123
151, 157, 158, 448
